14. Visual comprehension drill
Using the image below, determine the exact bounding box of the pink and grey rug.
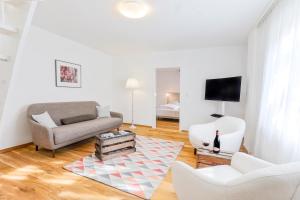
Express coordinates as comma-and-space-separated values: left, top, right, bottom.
64, 135, 184, 199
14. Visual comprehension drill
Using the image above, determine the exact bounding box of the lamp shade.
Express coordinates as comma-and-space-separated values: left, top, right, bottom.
126, 78, 140, 89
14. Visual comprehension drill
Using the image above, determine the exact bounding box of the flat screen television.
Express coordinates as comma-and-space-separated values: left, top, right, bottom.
205, 76, 242, 102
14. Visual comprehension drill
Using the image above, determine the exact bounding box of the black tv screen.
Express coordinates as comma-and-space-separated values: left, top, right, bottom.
205, 76, 242, 102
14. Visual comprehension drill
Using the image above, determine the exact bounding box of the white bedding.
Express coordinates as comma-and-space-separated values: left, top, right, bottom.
157, 102, 180, 119
159, 103, 179, 111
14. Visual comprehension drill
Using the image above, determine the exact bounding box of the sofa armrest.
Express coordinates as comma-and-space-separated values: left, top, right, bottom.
172, 161, 227, 200
28, 119, 55, 150
110, 111, 123, 120
231, 152, 274, 173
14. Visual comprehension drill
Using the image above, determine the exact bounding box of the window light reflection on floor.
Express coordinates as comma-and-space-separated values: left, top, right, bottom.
59, 191, 122, 200
42, 178, 76, 185
1, 174, 27, 181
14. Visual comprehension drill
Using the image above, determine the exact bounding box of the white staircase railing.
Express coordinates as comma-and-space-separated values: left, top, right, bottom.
0, 0, 38, 119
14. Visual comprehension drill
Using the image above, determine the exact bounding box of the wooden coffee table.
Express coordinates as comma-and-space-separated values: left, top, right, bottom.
196, 148, 233, 168
95, 130, 136, 161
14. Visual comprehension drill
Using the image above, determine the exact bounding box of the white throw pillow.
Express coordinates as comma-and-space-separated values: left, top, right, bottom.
96, 105, 111, 118
32, 111, 58, 128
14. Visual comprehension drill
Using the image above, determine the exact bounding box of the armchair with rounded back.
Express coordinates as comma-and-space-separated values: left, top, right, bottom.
189, 116, 246, 153
172, 152, 300, 200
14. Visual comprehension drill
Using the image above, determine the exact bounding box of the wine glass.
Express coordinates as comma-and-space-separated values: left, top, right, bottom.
202, 141, 210, 149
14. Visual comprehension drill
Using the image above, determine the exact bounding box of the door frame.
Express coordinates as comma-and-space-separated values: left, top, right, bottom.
154, 67, 181, 130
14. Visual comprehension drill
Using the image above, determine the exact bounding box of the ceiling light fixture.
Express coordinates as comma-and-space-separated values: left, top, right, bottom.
117, 0, 150, 19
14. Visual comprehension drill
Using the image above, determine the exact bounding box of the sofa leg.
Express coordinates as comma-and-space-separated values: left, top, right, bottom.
194, 148, 197, 155
52, 150, 55, 158
35, 145, 39, 151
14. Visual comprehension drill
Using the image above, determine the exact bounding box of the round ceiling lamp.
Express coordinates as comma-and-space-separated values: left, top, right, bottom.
117, 0, 150, 19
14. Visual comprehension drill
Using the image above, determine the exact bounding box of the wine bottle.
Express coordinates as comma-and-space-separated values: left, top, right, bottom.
213, 130, 220, 154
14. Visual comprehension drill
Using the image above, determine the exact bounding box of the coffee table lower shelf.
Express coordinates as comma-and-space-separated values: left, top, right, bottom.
196, 148, 233, 168
95, 130, 136, 161
95, 147, 136, 161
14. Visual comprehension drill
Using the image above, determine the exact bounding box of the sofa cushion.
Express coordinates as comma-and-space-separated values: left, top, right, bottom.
53, 117, 122, 144
96, 105, 111, 118
28, 101, 99, 126
61, 114, 96, 125
32, 111, 58, 128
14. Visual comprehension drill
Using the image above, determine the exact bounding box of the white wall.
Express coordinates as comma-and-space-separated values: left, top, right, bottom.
112, 46, 247, 130
0, 26, 112, 149
156, 69, 180, 106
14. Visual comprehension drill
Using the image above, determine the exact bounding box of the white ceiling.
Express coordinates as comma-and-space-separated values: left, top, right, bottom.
32, 0, 271, 55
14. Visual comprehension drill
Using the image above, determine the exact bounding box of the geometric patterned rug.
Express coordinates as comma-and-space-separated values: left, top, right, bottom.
64, 136, 184, 199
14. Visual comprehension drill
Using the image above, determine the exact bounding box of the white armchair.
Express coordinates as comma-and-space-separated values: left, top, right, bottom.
189, 116, 246, 154
172, 152, 300, 200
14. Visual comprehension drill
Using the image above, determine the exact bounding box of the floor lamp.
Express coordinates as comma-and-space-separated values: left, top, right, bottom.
126, 78, 140, 129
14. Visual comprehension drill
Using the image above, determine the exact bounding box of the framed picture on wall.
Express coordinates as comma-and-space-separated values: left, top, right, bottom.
55, 60, 81, 88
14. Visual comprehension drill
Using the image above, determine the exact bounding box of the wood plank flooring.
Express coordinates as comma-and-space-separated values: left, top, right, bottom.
156, 119, 179, 130
0, 123, 239, 200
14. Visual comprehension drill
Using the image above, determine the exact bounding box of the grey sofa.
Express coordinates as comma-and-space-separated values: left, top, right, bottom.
27, 101, 123, 157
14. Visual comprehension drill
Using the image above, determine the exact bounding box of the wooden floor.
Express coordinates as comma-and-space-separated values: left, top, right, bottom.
156, 119, 179, 130
0, 123, 236, 200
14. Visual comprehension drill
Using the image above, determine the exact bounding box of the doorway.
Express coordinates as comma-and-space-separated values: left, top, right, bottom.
155, 68, 180, 130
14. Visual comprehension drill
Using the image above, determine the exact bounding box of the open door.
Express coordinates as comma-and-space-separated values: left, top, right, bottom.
155, 68, 180, 130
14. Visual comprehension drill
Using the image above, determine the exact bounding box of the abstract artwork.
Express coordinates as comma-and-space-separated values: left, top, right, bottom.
55, 60, 81, 88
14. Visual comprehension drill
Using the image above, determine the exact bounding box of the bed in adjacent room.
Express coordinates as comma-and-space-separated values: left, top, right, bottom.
156, 92, 180, 120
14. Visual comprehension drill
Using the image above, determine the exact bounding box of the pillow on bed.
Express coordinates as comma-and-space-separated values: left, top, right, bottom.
160, 103, 180, 110
171, 101, 180, 105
